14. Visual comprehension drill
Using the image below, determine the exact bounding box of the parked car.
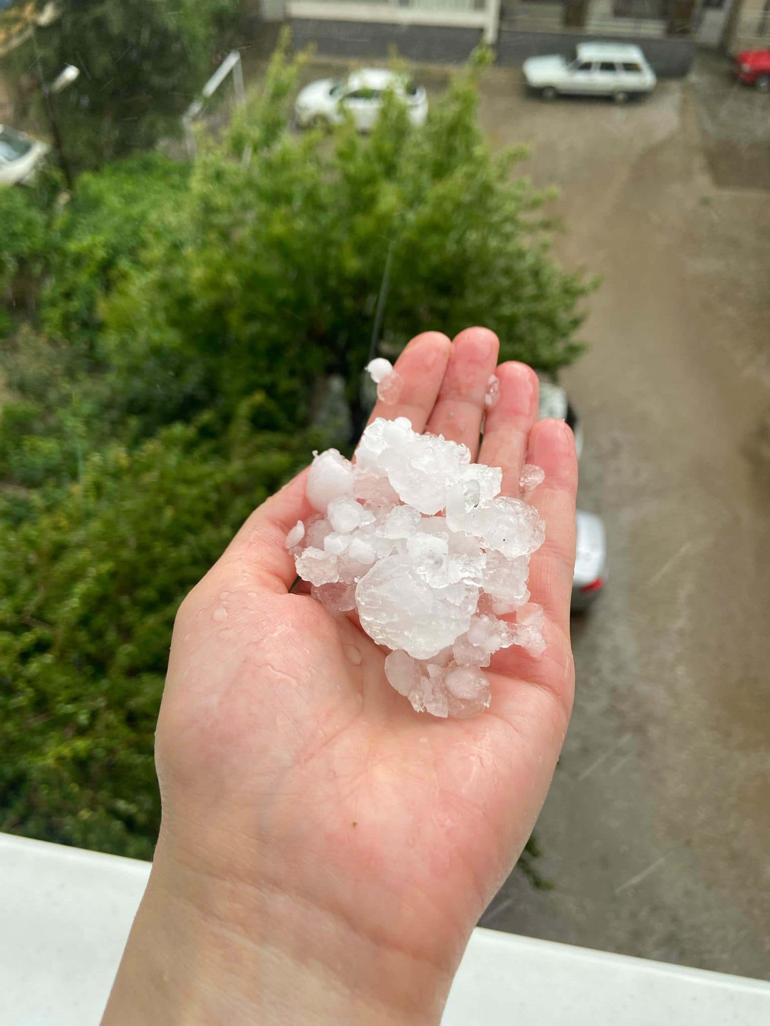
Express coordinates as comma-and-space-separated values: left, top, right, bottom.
294, 69, 428, 132
523, 42, 656, 103
0, 125, 49, 186
538, 379, 584, 459
733, 48, 770, 91
572, 510, 607, 609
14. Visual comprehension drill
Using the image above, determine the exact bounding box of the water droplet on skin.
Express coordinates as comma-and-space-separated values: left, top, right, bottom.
212, 607, 228, 622
344, 644, 362, 666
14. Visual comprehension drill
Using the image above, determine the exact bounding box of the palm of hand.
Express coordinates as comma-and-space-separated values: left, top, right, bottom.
156, 328, 577, 981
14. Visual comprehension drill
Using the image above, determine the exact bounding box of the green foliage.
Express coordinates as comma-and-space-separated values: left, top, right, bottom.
103, 43, 591, 439
0, 156, 188, 490
0, 420, 307, 857
0, 188, 47, 328
41, 154, 189, 346
0, 42, 592, 856
17, 0, 241, 171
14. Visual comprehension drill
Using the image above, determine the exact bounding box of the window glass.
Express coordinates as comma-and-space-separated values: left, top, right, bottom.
599, 62, 616, 72
621, 62, 642, 72
345, 88, 380, 102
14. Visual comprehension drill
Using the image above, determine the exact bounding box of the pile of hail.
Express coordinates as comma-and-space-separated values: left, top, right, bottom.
286, 391, 547, 718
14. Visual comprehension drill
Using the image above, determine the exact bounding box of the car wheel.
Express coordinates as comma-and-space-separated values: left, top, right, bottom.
541, 86, 557, 101
614, 90, 629, 104
756, 75, 770, 93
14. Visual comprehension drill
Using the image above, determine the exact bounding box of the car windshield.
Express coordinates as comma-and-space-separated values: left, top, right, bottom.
0, 127, 32, 161
329, 79, 344, 98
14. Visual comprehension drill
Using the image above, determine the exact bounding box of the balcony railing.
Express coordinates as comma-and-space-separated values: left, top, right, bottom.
2, 832, 769, 1025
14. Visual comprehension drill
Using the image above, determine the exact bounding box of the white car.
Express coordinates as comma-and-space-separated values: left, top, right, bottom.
294, 68, 428, 132
0, 125, 49, 187
572, 510, 607, 609
523, 42, 656, 103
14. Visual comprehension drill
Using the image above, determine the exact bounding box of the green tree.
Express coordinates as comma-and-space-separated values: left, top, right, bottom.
0, 188, 47, 330
15, 0, 241, 171
0, 418, 308, 857
103, 43, 592, 437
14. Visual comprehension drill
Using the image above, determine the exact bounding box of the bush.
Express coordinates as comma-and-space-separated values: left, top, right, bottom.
0, 420, 307, 857
41, 154, 189, 348
0, 188, 47, 328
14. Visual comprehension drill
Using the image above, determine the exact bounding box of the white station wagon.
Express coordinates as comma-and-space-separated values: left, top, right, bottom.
523, 42, 656, 102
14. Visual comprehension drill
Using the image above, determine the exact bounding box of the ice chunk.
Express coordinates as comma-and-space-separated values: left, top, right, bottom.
327, 497, 375, 534
520, 463, 545, 492
512, 605, 546, 657
323, 532, 350, 556
447, 495, 545, 559
366, 358, 394, 384
484, 374, 500, 409
304, 516, 333, 550
285, 520, 305, 549
384, 650, 422, 698
306, 449, 354, 512
381, 505, 422, 539
356, 554, 478, 660
445, 666, 489, 701
295, 547, 340, 586
293, 416, 547, 719
352, 466, 399, 504
483, 551, 530, 614
311, 581, 356, 613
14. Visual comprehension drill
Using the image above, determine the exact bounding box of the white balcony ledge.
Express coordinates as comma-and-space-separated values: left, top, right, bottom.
1, 831, 769, 1025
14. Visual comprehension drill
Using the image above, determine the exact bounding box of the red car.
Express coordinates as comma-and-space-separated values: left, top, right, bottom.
734, 48, 770, 91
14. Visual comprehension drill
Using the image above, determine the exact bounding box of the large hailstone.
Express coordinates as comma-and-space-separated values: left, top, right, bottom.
288, 417, 546, 718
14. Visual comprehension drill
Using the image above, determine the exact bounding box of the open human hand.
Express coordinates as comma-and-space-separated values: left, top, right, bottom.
104, 327, 577, 1026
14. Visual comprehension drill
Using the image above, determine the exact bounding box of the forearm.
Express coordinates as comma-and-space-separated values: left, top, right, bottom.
102, 840, 452, 1026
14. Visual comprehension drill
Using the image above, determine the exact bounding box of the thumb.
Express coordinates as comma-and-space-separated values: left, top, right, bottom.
223, 467, 312, 591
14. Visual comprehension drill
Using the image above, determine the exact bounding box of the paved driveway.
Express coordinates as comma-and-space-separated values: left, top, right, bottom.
476, 56, 770, 981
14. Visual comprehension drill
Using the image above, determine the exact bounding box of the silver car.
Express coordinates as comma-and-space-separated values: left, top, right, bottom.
0, 126, 49, 187
572, 510, 607, 609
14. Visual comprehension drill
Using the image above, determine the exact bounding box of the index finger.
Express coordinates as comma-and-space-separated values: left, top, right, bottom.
367, 331, 451, 432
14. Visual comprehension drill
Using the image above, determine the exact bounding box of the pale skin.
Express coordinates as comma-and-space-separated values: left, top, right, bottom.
103, 326, 577, 1025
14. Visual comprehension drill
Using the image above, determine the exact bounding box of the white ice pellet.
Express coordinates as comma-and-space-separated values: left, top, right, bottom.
366, 358, 394, 384
294, 547, 340, 586
520, 463, 545, 493
327, 496, 374, 534
484, 374, 500, 409
285, 520, 305, 549
289, 416, 546, 718
306, 449, 355, 512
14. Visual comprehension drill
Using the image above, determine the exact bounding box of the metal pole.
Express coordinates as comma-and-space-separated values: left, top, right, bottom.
41, 86, 73, 189
30, 26, 74, 189
233, 52, 245, 107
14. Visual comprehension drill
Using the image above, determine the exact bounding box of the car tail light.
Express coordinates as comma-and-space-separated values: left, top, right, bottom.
580, 577, 604, 594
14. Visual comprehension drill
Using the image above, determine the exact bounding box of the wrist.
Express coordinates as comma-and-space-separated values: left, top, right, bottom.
103, 834, 453, 1026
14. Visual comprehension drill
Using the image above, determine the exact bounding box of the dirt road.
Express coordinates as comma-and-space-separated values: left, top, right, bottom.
477, 56, 770, 979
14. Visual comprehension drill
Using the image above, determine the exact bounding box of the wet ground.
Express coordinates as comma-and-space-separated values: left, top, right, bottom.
475, 55, 770, 980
